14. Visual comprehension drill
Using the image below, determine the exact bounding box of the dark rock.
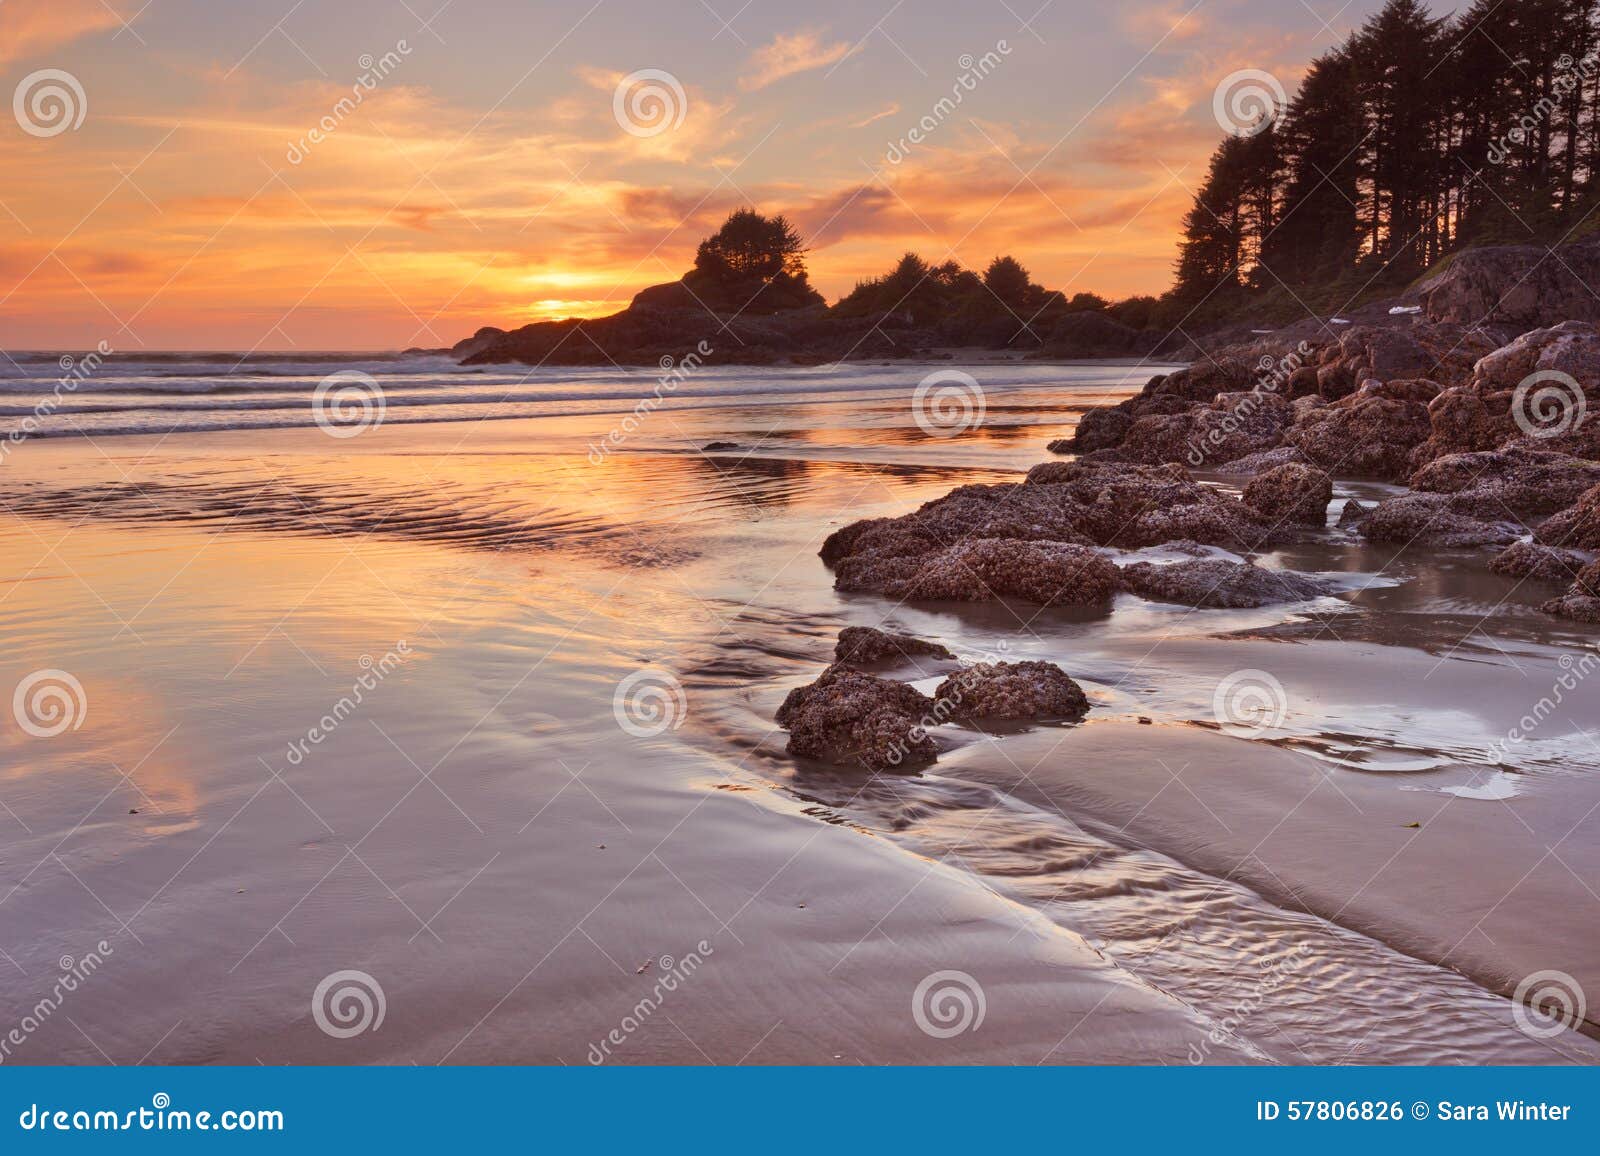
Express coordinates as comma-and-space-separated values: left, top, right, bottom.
1210, 447, 1311, 475
1536, 482, 1600, 549
1540, 560, 1600, 622
1361, 493, 1521, 548
776, 665, 936, 771
1421, 245, 1600, 328
933, 660, 1090, 720
1410, 449, 1600, 522
1117, 559, 1335, 608
1337, 499, 1372, 527
837, 538, 1119, 606
834, 626, 955, 666
1241, 463, 1333, 526
1489, 541, 1589, 584
1285, 394, 1432, 481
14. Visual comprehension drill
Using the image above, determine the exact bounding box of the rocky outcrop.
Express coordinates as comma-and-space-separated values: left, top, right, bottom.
1489, 541, 1589, 584
836, 538, 1119, 606
775, 666, 936, 771
1210, 446, 1311, 475
834, 626, 955, 667
1409, 448, 1600, 523
1361, 493, 1522, 548
822, 464, 1284, 605
1540, 560, 1600, 623
933, 661, 1090, 719
1241, 463, 1333, 526
1536, 482, 1600, 549
1117, 559, 1335, 608
1419, 242, 1600, 329
1284, 393, 1433, 481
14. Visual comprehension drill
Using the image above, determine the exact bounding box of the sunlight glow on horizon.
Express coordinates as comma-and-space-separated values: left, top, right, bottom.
0, 0, 1409, 351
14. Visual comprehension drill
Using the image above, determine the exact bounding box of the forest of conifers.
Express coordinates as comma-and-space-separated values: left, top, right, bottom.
1174, 0, 1600, 319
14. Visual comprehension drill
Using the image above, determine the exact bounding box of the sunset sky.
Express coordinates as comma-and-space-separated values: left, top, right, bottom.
0, 0, 1415, 351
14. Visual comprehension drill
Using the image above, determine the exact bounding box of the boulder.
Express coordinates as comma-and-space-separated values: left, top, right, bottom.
1409, 449, 1600, 522
1361, 493, 1521, 548
823, 463, 1284, 601
933, 661, 1090, 720
837, 537, 1119, 606
1470, 323, 1600, 392
1540, 560, 1600, 623
1285, 394, 1432, 481
834, 626, 955, 667
1488, 541, 1589, 584
1211, 446, 1312, 476
1536, 482, 1600, 549
1117, 559, 1335, 608
775, 666, 936, 771
1419, 242, 1600, 329
1241, 463, 1333, 526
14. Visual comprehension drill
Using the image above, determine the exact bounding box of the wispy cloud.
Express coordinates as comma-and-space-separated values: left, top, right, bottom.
739, 30, 855, 91
852, 103, 901, 129
0, 0, 131, 67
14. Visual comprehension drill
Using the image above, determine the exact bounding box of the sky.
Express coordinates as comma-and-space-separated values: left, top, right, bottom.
0, 0, 1424, 351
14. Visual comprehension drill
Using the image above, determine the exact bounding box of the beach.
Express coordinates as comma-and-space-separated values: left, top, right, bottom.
1, 356, 1596, 1065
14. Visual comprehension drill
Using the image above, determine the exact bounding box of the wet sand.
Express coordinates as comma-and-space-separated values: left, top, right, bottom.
0, 363, 1596, 1064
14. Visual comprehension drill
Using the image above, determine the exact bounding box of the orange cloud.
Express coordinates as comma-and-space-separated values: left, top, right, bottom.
0, 0, 130, 67
739, 30, 855, 91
